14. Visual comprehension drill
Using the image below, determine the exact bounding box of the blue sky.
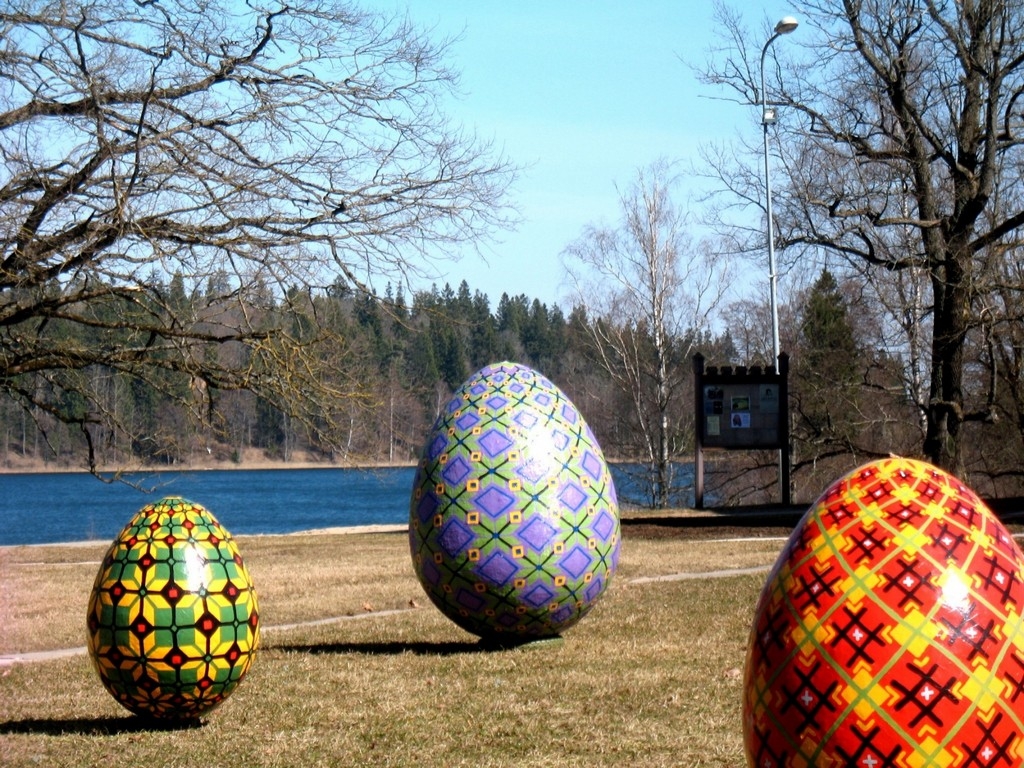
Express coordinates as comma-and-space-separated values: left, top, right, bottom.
370, 2, 799, 309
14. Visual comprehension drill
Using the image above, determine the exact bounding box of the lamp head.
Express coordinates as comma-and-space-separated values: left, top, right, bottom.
775, 16, 798, 35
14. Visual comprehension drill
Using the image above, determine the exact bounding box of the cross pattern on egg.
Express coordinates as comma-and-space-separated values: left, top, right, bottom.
743, 457, 1024, 767
409, 362, 620, 641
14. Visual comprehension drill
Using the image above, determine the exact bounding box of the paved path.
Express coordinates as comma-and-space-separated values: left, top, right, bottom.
0, 564, 771, 666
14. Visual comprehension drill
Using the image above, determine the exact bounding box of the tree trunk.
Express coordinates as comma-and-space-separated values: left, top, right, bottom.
923, 248, 970, 475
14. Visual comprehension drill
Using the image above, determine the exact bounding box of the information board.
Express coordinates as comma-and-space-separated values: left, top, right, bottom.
701, 379, 782, 448
693, 353, 790, 506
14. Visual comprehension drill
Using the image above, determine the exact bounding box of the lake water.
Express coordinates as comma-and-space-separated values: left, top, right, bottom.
0, 467, 417, 547
0, 464, 689, 546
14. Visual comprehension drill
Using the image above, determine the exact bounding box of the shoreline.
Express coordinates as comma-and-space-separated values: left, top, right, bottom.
1, 523, 411, 550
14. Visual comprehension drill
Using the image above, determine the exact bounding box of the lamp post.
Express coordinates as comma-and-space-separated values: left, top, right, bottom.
760, 15, 798, 369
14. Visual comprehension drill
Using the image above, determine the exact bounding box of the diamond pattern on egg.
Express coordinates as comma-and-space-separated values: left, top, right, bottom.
408, 362, 620, 643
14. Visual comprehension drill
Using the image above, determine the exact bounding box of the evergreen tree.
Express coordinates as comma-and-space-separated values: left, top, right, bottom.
800, 270, 858, 381
433, 324, 467, 389
467, 291, 500, 369
496, 293, 529, 335
796, 269, 861, 449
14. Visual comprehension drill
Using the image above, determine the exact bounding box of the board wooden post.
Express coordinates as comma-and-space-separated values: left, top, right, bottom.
694, 354, 706, 508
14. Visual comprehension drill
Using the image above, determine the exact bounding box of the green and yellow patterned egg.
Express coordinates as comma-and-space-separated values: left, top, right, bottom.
87, 497, 259, 720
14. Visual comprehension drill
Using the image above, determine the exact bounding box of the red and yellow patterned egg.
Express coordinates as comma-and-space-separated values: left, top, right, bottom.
743, 457, 1024, 767
87, 497, 259, 720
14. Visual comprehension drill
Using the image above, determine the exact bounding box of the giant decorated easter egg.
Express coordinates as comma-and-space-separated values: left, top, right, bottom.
409, 362, 620, 643
743, 457, 1024, 767
87, 497, 259, 720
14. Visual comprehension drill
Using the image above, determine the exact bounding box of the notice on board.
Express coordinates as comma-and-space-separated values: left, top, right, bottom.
701, 382, 781, 448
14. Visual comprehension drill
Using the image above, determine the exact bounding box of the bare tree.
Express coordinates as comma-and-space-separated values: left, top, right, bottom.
0, 0, 514, 472
563, 160, 725, 507
701, 0, 1024, 477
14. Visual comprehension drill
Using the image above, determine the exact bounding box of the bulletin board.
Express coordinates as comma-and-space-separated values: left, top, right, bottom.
700, 380, 784, 448
693, 353, 790, 506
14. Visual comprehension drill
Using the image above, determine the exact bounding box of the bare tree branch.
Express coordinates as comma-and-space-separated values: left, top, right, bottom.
0, 0, 515, 473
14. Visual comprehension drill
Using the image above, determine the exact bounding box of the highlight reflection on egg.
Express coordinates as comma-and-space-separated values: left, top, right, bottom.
409, 362, 620, 642
87, 497, 259, 720
743, 457, 1024, 767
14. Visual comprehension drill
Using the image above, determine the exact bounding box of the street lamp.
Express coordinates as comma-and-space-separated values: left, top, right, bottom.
760, 15, 798, 369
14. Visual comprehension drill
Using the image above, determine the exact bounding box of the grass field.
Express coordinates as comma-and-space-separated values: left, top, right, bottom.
0, 526, 789, 767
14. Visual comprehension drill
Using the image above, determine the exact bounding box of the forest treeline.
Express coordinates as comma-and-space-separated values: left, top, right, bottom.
0, 273, 724, 471
3, 268, 1024, 505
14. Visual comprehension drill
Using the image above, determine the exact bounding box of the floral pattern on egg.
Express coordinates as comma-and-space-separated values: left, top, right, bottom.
87, 497, 259, 720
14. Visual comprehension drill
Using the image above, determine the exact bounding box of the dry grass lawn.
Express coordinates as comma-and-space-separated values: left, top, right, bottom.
0, 528, 787, 767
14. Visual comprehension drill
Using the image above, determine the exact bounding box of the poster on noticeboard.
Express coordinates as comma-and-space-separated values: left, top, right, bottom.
699, 377, 784, 449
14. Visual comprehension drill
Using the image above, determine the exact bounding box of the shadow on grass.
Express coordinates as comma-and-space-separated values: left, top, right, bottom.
269, 635, 565, 656
0, 714, 204, 736
268, 639, 488, 657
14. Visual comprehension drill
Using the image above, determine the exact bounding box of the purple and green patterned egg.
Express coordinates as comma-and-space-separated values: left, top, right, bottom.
409, 362, 620, 642
87, 497, 259, 720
